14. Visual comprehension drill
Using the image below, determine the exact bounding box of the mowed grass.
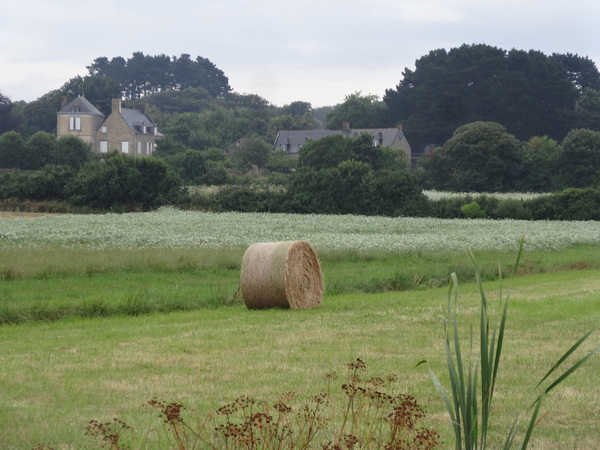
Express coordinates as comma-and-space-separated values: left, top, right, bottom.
3, 245, 600, 324
1, 265, 599, 449
1, 212, 599, 448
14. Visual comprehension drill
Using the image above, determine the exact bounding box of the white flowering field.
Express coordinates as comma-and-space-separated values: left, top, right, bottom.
1, 207, 599, 252
423, 190, 550, 201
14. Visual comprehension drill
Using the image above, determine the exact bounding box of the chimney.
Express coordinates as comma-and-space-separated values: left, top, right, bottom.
342, 121, 350, 133
397, 123, 404, 135
60, 96, 68, 109
136, 104, 147, 115
111, 98, 121, 113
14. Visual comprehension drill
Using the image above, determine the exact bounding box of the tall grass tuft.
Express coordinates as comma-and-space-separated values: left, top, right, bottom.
420, 237, 598, 449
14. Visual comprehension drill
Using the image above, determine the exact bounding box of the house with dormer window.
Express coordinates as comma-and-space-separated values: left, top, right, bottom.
273, 122, 412, 163
57, 95, 163, 156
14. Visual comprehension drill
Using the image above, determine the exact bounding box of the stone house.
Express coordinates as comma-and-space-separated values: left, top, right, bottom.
273, 122, 412, 162
56, 95, 104, 147
57, 95, 163, 156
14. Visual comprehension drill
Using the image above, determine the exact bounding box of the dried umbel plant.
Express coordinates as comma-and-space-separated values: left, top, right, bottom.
324, 358, 440, 450
84, 361, 440, 449
148, 398, 207, 450
85, 418, 131, 450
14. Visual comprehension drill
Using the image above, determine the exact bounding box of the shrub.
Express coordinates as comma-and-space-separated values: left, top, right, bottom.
491, 199, 533, 220
69, 152, 183, 211
526, 188, 600, 220
54, 135, 94, 169
427, 197, 465, 219
212, 186, 285, 213
460, 201, 486, 218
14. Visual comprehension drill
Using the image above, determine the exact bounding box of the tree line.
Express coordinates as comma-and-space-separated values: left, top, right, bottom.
0, 52, 234, 136
383, 44, 600, 146
86, 52, 231, 99
3, 129, 600, 221
3, 44, 599, 146
420, 122, 600, 193
2, 44, 600, 217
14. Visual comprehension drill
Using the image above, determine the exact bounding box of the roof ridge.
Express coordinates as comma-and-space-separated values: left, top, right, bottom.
58, 95, 104, 117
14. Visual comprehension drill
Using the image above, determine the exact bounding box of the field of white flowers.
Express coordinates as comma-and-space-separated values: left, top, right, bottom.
423, 190, 550, 201
1, 207, 599, 252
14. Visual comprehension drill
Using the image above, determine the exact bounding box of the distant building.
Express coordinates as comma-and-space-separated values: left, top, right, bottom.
57, 95, 163, 156
273, 122, 412, 162
224, 137, 250, 158
56, 95, 104, 147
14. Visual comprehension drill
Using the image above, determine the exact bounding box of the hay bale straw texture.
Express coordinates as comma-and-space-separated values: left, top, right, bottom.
240, 240, 324, 309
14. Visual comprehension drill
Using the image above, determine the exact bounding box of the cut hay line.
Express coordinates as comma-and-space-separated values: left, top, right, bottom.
240, 240, 323, 309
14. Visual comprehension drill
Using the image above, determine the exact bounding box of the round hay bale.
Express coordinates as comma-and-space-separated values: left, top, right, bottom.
240, 240, 323, 309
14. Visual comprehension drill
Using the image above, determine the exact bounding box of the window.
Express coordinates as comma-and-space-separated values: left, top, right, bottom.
100, 141, 108, 153
101, 126, 107, 133
137, 142, 142, 154
69, 117, 81, 131
147, 142, 153, 154
121, 141, 129, 153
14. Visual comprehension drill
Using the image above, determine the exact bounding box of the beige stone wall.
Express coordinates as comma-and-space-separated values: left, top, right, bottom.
131, 135, 158, 156
96, 112, 159, 156
390, 134, 412, 161
56, 114, 104, 148
96, 112, 133, 154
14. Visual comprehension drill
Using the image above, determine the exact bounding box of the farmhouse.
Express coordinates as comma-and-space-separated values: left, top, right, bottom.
273, 122, 412, 161
57, 95, 163, 156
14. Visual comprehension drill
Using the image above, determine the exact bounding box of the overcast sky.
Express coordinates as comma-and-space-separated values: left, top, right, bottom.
2, 0, 599, 108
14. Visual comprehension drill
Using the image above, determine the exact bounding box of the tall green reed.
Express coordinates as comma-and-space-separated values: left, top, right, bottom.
420, 237, 598, 449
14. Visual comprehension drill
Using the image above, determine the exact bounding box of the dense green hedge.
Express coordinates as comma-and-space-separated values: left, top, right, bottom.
3, 161, 600, 220
426, 189, 600, 220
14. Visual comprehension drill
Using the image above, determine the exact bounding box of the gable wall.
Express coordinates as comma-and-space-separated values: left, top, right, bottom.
97, 112, 134, 153
389, 134, 412, 160
96, 112, 158, 156
56, 114, 104, 148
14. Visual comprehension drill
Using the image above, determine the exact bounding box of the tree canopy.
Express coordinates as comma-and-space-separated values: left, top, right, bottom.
326, 92, 388, 129
0, 92, 20, 134
422, 121, 522, 192
69, 152, 182, 209
556, 128, 600, 188
384, 44, 600, 146
87, 52, 231, 100
284, 131, 421, 215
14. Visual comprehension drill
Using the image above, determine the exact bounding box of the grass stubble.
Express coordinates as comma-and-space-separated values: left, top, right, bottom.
0, 263, 599, 448
1, 214, 599, 448
3, 244, 600, 325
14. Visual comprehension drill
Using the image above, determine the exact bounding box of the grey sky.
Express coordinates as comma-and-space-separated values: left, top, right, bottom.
2, 0, 599, 107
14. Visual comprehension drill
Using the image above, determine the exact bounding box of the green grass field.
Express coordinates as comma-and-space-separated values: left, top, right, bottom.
1, 212, 599, 448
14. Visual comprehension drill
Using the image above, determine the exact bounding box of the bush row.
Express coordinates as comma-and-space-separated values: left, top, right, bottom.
2, 159, 600, 220
427, 189, 600, 220
187, 185, 600, 221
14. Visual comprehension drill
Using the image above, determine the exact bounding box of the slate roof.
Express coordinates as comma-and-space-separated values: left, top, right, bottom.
57, 95, 104, 117
273, 127, 409, 156
120, 107, 164, 137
